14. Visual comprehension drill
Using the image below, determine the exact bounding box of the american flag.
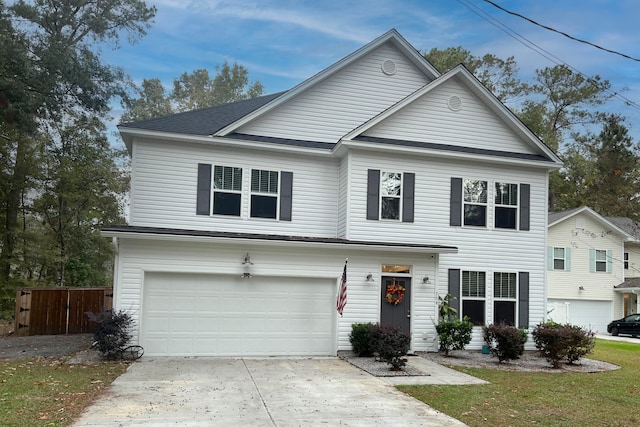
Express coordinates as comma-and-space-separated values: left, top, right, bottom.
336, 259, 347, 316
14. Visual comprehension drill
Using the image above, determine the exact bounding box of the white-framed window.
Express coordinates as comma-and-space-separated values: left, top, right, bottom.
494, 272, 517, 325
212, 165, 242, 216
380, 171, 402, 220
494, 182, 518, 229
553, 247, 566, 270
595, 249, 607, 272
250, 169, 279, 219
461, 270, 486, 325
463, 179, 488, 227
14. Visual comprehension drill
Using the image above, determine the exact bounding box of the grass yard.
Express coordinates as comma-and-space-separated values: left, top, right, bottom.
399, 339, 640, 427
0, 359, 128, 427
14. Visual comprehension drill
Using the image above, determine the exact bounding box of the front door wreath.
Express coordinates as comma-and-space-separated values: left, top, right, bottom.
385, 281, 406, 305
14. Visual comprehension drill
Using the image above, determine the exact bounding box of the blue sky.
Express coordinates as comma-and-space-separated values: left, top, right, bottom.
102, 0, 640, 142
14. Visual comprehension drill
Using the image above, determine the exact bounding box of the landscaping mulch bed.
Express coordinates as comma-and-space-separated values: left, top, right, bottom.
420, 350, 620, 373
344, 355, 429, 377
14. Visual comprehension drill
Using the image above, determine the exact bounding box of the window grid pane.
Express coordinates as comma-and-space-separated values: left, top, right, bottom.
495, 183, 518, 206
462, 271, 486, 297
595, 249, 607, 272
214, 166, 242, 191
464, 180, 487, 203
251, 169, 279, 193
493, 272, 516, 299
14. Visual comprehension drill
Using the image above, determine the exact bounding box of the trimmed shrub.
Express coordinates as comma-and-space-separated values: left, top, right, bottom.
370, 326, 411, 370
87, 309, 133, 359
532, 321, 595, 368
349, 322, 378, 356
435, 316, 473, 356
564, 324, 595, 364
483, 323, 528, 363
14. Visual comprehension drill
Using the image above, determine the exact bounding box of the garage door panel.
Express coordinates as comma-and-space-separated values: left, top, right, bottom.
141, 273, 336, 356
547, 299, 611, 333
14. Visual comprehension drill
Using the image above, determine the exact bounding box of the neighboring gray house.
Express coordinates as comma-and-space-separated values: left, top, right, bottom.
103, 30, 562, 357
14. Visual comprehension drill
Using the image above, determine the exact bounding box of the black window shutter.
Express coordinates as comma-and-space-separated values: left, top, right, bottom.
196, 163, 211, 215
519, 184, 530, 231
402, 172, 415, 223
447, 269, 461, 317
450, 177, 462, 226
518, 272, 529, 328
367, 169, 380, 220
280, 171, 293, 221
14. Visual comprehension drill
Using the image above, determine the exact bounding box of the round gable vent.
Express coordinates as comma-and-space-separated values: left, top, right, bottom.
381, 59, 397, 75
447, 95, 463, 111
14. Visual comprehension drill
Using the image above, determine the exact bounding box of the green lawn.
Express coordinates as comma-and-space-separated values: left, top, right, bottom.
0, 359, 127, 427
399, 339, 640, 427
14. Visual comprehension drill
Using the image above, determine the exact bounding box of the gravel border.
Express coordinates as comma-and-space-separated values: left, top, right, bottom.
340, 352, 429, 377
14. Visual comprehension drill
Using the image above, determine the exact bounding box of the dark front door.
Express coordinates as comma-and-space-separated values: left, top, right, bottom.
380, 276, 411, 335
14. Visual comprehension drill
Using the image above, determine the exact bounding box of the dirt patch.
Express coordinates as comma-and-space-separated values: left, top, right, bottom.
0, 333, 96, 360
0, 319, 14, 336
420, 350, 619, 373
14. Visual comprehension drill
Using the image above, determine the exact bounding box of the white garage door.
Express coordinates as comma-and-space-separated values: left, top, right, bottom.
547, 299, 612, 333
141, 273, 336, 356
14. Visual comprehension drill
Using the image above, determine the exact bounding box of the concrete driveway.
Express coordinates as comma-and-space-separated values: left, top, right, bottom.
73, 357, 466, 426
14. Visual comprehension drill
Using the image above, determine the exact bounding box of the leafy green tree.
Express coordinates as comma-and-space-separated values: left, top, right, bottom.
120, 78, 173, 122
423, 46, 528, 102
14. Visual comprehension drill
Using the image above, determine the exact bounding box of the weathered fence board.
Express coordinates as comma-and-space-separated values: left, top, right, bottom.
15, 288, 113, 336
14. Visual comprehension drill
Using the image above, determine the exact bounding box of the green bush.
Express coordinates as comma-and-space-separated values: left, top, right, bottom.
87, 309, 133, 359
483, 323, 528, 363
435, 316, 473, 356
349, 322, 378, 356
370, 326, 411, 370
564, 324, 595, 364
532, 321, 595, 368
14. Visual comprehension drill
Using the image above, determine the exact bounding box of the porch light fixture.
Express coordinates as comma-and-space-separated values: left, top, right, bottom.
242, 272, 253, 279
242, 253, 253, 265
365, 273, 374, 282
422, 276, 431, 284
579, 286, 585, 291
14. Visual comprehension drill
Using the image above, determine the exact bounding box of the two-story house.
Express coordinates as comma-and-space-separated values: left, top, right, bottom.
102, 29, 562, 357
547, 207, 638, 332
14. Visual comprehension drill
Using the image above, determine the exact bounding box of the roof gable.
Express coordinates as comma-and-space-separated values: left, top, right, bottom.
548, 206, 634, 240
343, 65, 561, 166
216, 29, 441, 142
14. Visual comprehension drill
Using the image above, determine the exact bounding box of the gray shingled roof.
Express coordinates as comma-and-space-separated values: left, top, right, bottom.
548, 207, 584, 225
615, 277, 640, 288
606, 216, 640, 239
118, 92, 286, 135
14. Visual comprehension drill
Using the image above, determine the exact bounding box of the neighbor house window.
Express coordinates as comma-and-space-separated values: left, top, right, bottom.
553, 247, 566, 270
595, 249, 607, 272
494, 182, 518, 229
463, 179, 487, 226
212, 166, 242, 216
250, 169, 279, 219
462, 270, 485, 325
494, 272, 517, 325
380, 172, 402, 220
624, 252, 629, 269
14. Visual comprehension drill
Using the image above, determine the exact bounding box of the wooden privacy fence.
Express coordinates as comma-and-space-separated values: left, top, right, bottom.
15, 287, 113, 336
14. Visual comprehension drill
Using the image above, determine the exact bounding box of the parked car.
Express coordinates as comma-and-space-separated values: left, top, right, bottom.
607, 314, 640, 337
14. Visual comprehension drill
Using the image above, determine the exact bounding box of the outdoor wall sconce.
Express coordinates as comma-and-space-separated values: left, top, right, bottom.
365, 273, 374, 282
579, 286, 585, 291
242, 253, 253, 278
422, 276, 431, 284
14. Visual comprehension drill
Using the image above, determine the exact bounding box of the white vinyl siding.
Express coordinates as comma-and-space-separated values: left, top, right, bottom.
130, 139, 339, 238
362, 78, 540, 156
113, 239, 438, 353
237, 43, 431, 143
